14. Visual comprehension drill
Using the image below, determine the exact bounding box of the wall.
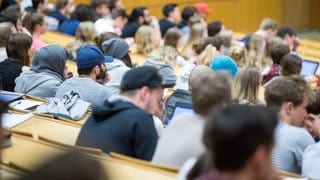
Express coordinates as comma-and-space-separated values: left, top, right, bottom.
66, 0, 318, 33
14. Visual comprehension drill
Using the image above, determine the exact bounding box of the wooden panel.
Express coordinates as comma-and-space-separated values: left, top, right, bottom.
282, 0, 311, 28
311, 0, 320, 30
234, 0, 281, 33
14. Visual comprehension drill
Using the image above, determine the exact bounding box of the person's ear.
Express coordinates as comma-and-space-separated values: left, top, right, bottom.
93, 65, 100, 75
139, 86, 150, 102
284, 102, 294, 116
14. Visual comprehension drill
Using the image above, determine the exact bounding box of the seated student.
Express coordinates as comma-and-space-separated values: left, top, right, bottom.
58, 4, 95, 36
228, 45, 246, 67
207, 20, 224, 37
219, 29, 236, 55
264, 53, 302, 87
15, 44, 68, 98
95, 9, 127, 36
159, 3, 181, 37
47, 0, 75, 25
181, 19, 206, 59
152, 68, 232, 167
233, 67, 262, 105
163, 64, 198, 121
90, 0, 111, 19
193, 37, 223, 66
145, 46, 177, 86
0, 22, 16, 63
76, 66, 169, 161
186, 105, 279, 180
277, 26, 298, 51
177, 6, 198, 42
25, 0, 50, 13
244, 34, 266, 71
302, 89, 320, 179
163, 28, 186, 66
102, 38, 131, 95
22, 12, 48, 51
120, 7, 151, 38
132, 25, 161, 64
265, 76, 315, 174
56, 45, 112, 108
262, 44, 290, 85
240, 18, 278, 44
0, 33, 34, 91
66, 21, 96, 61
210, 55, 238, 78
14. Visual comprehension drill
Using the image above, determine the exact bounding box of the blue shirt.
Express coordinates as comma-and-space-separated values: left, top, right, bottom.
47, 9, 67, 25
58, 19, 80, 36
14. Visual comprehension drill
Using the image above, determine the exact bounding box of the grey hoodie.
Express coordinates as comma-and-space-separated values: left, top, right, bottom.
14, 45, 67, 98
144, 59, 177, 86
105, 59, 130, 95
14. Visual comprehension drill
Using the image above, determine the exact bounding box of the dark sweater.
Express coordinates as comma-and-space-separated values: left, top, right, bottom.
159, 19, 176, 37
121, 21, 140, 38
76, 100, 158, 161
0, 59, 23, 91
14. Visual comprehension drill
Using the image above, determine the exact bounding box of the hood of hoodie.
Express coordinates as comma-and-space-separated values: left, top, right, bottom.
15, 70, 62, 93
92, 95, 140, 121
144, 59, 177, 86
106, 59, 127, 71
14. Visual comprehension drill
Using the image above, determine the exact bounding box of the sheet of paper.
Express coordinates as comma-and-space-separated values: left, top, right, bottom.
1, 113, 33, 129
9, 100, 44, 110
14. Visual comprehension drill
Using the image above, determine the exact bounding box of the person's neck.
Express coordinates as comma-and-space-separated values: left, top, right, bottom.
79, 73, 96, 80
167, 17, 175, 24
278, 110, 292, 125
33, 32, 41, 38
211, 168, 257, 180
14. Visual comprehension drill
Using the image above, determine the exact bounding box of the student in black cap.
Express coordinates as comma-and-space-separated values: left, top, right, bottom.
76, 66, 171, 161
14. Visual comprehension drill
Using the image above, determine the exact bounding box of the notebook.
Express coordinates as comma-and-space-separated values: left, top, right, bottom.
300, 60, 319, 77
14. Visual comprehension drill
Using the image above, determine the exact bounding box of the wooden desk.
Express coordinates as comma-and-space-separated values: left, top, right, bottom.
12, 116, 81, 146
40, 31, 75, 47
2, 134, 176, 180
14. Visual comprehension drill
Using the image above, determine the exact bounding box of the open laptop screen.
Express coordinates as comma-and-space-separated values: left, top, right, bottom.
301, 60, 319, 77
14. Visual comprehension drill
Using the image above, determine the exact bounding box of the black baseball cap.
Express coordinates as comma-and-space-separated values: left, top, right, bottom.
120, 66, 174, 91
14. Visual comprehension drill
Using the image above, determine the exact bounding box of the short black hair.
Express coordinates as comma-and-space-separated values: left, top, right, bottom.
163, 3, 177, 18
32, 0, 44, 9
270, 44, 290, 64
71, 4, 96, 22
77, 67, 94, 75
181, 6, 197, 22
277, 26, 295, 39
208, 21, 222, 37
204, 105, 277, 171
129, 7, 146, 22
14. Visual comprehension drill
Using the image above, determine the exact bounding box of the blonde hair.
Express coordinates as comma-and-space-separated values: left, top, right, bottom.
197, 44, 219, 67
245, 34, 266, 70
135, 25, 155, 55
181, 22, 205, 57
149, 46, 177, 67
229, 45, 245, 67
233, 67, 261, 104
66, 21, 96, 60
265, 36, 283, 57
75, 21, 96, 42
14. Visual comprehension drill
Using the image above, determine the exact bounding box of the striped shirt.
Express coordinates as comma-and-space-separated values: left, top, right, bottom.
272, 121, 315, 174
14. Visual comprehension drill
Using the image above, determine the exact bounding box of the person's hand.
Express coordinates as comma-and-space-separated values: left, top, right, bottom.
304, 114, 320, 137
292, 36, 300, 51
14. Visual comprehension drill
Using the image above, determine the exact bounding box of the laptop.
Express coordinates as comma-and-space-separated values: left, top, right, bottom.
165, 103, 194, 125
301, 60, 319, 77
0, 91, 24, 103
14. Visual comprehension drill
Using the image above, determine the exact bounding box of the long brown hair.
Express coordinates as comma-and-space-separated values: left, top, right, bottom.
22, 12, 45, 34
6, 33, 33, 66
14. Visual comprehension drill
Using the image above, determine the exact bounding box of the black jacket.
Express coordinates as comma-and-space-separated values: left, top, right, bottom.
76, 100, 158, 161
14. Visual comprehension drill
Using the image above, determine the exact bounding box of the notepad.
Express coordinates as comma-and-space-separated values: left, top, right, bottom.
1, 113, 33, 129
9, 100, 44, 110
